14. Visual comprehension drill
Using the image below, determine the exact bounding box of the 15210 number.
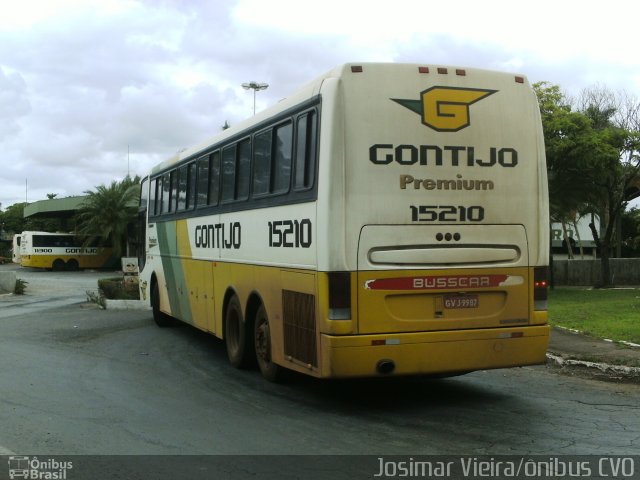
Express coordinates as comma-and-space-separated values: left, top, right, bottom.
268, 219, 312, 248
410, 205, 485, 222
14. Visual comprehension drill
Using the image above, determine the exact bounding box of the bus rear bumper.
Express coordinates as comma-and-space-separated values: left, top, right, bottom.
319, 325, 550, 378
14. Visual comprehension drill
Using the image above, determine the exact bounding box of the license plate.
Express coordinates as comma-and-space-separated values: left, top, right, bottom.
444, 294, 479, 309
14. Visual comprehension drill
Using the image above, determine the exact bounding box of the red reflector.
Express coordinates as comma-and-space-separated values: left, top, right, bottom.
456, 69, 466, 76
437, 67, 448, 74
512, 332, 524, 338
351, 65, 363, 73
515, 76, 525, 83
418, 66, 429, 74
371, 340, 385, 346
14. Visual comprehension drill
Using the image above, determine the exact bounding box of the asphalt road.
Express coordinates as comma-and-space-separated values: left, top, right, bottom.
0, 265, 108, 316
1, 266, 639, 464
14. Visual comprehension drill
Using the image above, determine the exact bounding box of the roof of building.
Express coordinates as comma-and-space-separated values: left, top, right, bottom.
23, 196, 86, 219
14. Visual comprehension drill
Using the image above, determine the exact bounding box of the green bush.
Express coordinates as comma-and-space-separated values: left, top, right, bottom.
14, 278, 27, 295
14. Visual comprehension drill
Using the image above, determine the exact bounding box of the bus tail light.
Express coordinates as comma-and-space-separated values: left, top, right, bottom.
534, 266, 548, 311
328, 272, 351, 320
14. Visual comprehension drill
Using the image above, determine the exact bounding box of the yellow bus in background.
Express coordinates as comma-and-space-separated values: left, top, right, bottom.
139, 63, 550, 381
19, 231, 114, 271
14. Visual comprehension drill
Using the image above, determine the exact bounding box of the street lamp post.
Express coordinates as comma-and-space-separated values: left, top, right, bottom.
241, 81, 269, 115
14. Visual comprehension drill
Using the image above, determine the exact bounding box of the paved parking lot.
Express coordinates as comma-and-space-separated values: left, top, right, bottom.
0, 264, 115, 317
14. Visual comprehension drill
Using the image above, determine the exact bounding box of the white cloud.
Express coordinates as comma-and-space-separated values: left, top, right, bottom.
0, 0, 639, 209
0, 67, 30, 141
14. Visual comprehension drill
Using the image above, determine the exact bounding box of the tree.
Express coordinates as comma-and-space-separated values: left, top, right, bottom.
0, 202, 28, 235
575, 86, 640, 285
534, 82, 640, 286
533, 82, 601, 261
75, 176, 141, 258
621, 207, 640, 256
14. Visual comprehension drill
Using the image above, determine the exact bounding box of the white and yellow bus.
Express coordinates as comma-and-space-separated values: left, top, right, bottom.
19, 231, 114, 271
139, 63, 549, 381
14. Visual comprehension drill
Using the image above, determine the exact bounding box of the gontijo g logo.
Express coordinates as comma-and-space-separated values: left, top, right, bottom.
392, 87, 496, 132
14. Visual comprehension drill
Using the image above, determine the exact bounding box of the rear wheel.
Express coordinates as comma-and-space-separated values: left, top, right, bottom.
66, 259, 79, 271
254, 304, 282, 382
224, 295, 254, 368
52, 259, 65, 271
151, 280, 173, 327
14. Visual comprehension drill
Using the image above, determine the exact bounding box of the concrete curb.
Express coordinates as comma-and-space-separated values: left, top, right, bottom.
0, 271, 16, 294
546, 352, 640, 383
104, 299, 151, 311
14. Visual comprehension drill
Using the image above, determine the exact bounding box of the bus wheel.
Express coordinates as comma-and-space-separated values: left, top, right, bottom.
66, 259, 79, 271
52, 259, 65, 271
151, 281, 173, 327
254, 304, 282, 382
224, 295, 254, 369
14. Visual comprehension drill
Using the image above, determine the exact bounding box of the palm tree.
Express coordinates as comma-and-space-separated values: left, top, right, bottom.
76, 176, 140, 258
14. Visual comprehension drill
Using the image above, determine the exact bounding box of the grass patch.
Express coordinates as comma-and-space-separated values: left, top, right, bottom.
548, 288, 640, 344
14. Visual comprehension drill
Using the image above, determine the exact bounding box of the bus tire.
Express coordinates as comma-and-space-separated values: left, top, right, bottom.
254, 304, 282, 382
66, 259, 79, 271
224, 295, 254, 369
151, 280, 174, 327
52, 259, 65, 271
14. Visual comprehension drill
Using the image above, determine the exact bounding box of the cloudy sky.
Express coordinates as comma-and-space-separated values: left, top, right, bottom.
1, 0, 639, 209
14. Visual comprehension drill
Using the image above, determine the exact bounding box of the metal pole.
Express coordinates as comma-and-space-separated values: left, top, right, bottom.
241, 81, 269, 115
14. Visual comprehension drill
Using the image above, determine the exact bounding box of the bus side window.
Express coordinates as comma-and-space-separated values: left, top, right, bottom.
273, 122, 292, 194
196, 155, 209, 206
170, 170, 177, 212
295, 110, 317, 191
209, 151, 220, 206
149, 178, 157, 215
177, 165, 188, 211
139, 177, 148, 210
237, 138, 251, 201
187, 162, 196, 209
253, 129, 272, 196
221, 145, 237, 203
161, 174, 170, 214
